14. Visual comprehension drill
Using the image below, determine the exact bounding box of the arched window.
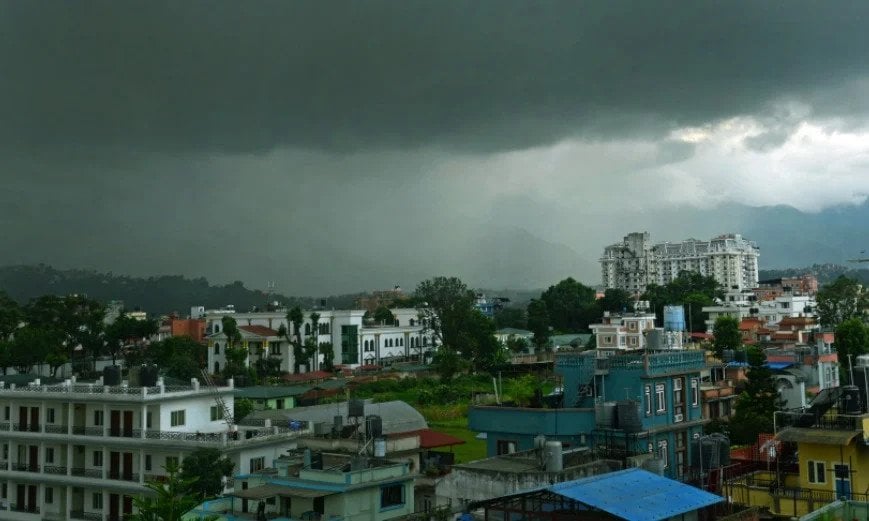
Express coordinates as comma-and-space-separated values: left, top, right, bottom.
214, 343, 220, 355
399, 338, 403, 347
410, 319, 415, 327
395, 319, 400, 327
214, 361, 220, 373
305, 323, 311, 336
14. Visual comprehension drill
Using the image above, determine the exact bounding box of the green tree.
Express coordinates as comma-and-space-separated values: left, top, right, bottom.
539, 278, 596, 332
131, 462, 213, 521
642, 271, 722, 332
817, 276, 868, 328
221, 316, 242, 349
287, 306, 305, 372
494, 307, 527, 330
146, 336, 207, 380
505, 335, 529, 353
712, 316, 742, 359
105, 314, 159, 365
526, 299, 551, 350
835, 318, 869, 379
372, 306, 395, 325
180, 448, 235, 501
309, 312, 321, 370
596, 288, 634, 314
414, 276, 476, 349
234, 397, 255, 421
9, 326, 54, 373
728, 346, 782, 444
319, 341, 335, 371
0, 291, 22, 341
431, 345, 466, 381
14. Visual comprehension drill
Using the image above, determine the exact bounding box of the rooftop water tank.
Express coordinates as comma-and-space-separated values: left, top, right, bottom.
366, 415, 383, 439
140, 365, 159, 387
103, 366, 121, 386
544, 441, 563, 472
663, 305, 686, 332
374, 438, 387, 458
617, 400, 643, 432
349, 399, 365, 418
595, 402, 617, 427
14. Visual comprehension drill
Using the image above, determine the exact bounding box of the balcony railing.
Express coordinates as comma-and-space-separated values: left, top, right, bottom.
70, 510, 102, 521
43, 465, 67, 475
10, 462, 39, 472
777, 411, 862, 430
70, 467, 103, 479
9, 503, 40, 514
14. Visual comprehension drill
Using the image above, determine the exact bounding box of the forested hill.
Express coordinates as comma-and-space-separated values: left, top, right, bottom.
0, 265, 360, 316
759, 264, 869, 285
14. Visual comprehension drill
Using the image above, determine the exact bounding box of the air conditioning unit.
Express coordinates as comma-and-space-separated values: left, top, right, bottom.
674, 413, 684, 423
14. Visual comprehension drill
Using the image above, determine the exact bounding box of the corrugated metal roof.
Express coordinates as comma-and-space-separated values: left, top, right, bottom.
249, 400, 427, 434
776, 428, 860, 445
548, 468, 723, 521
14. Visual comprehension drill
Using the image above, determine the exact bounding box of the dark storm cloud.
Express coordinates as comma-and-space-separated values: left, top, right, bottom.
1, 1, 868, 153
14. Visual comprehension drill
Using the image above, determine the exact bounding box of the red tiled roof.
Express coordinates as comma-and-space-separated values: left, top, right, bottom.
280, 370, 333, 383
690, 332, 713, 339
239, 325, 280, 337
390, 429, 466, 449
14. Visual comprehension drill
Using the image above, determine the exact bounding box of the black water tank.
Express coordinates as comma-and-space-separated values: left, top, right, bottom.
349, 399, 365, 418
842, 385, 862, 415
140, 365, 158, 387
103, 365, 121, 386
366, 415, 383, 438
616, 400, 642, 432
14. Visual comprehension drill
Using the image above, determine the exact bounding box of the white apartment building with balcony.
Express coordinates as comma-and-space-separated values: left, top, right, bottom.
600, 232, 760, 294
0, 376, 307, 521
206, 309, 437, 374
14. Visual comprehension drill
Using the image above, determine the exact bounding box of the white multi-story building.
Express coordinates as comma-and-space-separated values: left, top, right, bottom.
600, 232, 760, 294
205, 308, 437, 374
0, 375, 306, 521
702, 292, 817, 333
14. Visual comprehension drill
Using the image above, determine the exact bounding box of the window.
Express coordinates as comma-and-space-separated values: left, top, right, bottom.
655, 384, 666, 413
380, 484, 405, 509
399, 337, 404, 346
46, 408, 55, 423
93, 492, 103, 510
644, 385, 652, 416
170, 410, 186, 427
166, 456, 179, 469
496, 440, 517, 455
658, 440, 669, 468
94, 410, 104, 426
210, 406, 225, 421
3, 407, 7, 420
269, 342, 281, 355
305, 323, 311, 336
629, 337, 637, 346
808, 460, 826, 484
146, 412, 152, 429
691, 378, 700, 406
46, 448, 55, 464
250, 457, 265, 473
145, 455, 152, 471
93, 451, 103, 467
45, 487, 53, 504
214, 342, 220, 355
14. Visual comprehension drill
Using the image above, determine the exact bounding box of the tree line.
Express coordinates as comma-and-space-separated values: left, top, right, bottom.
0, 291, 205, 380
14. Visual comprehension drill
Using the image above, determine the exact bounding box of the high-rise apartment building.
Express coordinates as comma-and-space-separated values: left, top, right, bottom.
601, 232, 759, 294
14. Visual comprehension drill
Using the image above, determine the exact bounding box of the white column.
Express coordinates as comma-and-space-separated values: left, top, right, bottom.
67, 403, 73, 436
38, 483, 46, 521
102, 404, 108, 437
139, 449, 145, 484
66, 443, 72, 476
101, 448, 107, 480
65, 485, 72, 521
101, 490, 108, 521
140, 404, 147, 439
40, 401, 46, 433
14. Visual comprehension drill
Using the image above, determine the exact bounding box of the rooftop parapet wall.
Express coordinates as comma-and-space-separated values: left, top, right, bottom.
556, 350, 706, 376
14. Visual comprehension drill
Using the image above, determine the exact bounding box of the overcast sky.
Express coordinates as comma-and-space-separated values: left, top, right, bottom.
2, 1, 869, 295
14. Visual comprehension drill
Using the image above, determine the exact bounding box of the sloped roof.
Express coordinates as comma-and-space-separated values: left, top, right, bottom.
776, 427, 861, 445
239, 325, 281, 337
234, 385, 311, 399
548, 468, 724, 521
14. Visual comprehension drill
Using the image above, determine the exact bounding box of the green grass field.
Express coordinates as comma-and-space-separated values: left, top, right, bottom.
427, 417, 487, 464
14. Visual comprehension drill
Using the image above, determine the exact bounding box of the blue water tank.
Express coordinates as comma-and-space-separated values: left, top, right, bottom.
663, 305, 686, 332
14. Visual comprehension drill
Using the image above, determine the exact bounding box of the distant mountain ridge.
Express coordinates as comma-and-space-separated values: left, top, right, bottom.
758, 264, 869, 285
0, 264, 359, 316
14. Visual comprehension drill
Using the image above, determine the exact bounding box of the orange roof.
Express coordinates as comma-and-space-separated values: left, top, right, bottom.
280, 370, 333, 383
239, 325, 280, 337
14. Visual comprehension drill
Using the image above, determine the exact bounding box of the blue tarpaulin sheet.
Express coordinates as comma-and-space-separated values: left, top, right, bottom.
548, 468, 724, 521
765, 362, 794, 370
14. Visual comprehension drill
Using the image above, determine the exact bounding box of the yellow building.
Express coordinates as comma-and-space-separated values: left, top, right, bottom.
726, 405, 869, 518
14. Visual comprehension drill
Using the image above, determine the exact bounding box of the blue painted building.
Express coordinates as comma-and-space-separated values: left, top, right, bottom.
469, 349, 708, 480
